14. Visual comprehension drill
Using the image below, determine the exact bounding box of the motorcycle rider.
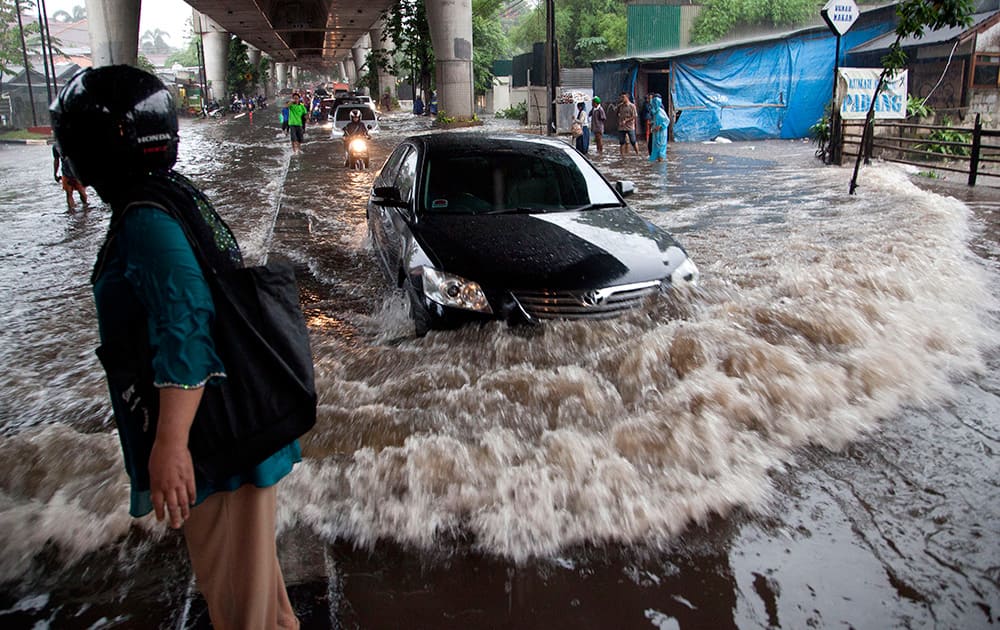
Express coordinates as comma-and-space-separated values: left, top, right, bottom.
341, 109, 370, 167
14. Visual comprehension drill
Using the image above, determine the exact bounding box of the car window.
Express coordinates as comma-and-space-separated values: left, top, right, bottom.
421, 147, 620, 214
393, 149, 419, 202
377, 145, 410, 187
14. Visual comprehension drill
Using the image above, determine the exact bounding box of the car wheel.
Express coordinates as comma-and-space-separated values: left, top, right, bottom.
408, 288, 431, 337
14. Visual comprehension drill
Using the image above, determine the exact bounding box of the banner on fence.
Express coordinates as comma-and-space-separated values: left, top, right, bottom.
837, 68, 907, 120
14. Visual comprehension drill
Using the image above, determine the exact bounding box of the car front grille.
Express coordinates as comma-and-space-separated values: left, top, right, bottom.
512, 280, 662, 320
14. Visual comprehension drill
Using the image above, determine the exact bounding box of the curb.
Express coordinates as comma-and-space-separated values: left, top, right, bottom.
0, 138, 51, 145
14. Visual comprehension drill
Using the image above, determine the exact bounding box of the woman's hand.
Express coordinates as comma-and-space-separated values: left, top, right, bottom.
150, 437, 196, 528
150, 387, 204, 528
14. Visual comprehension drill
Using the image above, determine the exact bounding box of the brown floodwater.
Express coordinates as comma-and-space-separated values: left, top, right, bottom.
0, 112, 997, 629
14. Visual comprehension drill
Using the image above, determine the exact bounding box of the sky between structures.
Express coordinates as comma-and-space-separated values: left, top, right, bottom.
44, 0, 195, 48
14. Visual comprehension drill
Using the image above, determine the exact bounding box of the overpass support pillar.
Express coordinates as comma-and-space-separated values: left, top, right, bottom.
291, 66, 300, 88
352, 35, 370, 95
276, 63, 288, 91
425, 0, 473, 119
195, 12, 229, 102
369, 19, 397, 101
84, 0, 139, 66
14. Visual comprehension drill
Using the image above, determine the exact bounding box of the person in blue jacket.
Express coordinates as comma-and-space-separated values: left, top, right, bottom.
648, 93, 670, 163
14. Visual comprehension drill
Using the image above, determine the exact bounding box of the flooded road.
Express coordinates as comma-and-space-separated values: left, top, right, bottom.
0, 112, 997, 629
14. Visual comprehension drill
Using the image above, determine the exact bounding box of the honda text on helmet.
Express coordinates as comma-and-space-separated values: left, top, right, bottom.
49, 65, 179, 194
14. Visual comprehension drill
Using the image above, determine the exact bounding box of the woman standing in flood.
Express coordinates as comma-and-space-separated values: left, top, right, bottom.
50, 65, 301, 630
649, 93, 670, 163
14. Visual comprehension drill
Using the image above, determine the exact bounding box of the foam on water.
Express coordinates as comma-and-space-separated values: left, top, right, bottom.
0, 130, 996, 583
272, 165, 997, 562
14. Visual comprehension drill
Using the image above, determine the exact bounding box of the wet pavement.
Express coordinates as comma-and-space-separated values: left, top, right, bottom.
0, 111, 997, 629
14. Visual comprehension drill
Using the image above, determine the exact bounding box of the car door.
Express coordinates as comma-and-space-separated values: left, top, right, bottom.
368, 144, 412, 276
384, 147, 419, 276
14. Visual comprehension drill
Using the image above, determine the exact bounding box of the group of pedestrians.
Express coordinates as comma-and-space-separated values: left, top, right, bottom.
572, 92, 670, 163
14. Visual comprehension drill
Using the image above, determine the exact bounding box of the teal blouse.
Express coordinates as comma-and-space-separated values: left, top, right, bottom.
93, 206, 300, 517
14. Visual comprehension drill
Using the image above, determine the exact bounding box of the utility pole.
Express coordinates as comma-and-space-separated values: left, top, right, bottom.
36, 0, 52, 105
14, 0, 38, 127
545, 0, 556, 135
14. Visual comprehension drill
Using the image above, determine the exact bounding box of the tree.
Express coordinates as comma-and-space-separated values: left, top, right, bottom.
848, 0, 974, 193
1, 0, 42, 99
136, 54, 156, 73
690, 0, 817, 45
51, 4, 84, 22
379, 0, 434, 99
140, 28, 172, 55
166, 22, 200, 68
508, 0, 625, 67
226, 36, 254, 97
472, 0, 510, 95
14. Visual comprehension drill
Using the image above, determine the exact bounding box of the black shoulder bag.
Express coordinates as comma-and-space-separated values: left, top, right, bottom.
95, 185, 316, 485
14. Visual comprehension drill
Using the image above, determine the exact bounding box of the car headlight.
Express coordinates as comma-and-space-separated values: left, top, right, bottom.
670, 257, 699, 287
421, 267, 493, 313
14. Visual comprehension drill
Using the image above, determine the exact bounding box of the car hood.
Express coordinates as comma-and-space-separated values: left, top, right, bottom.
411, 208, 687, 290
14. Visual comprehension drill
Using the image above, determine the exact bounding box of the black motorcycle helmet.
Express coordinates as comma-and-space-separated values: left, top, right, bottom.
50, 65, 178, 192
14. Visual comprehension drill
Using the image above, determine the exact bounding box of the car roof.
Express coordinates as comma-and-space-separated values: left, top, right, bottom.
405, 132, 574, 157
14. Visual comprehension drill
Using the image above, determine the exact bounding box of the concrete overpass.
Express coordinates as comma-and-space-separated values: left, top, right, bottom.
85, 0, 473, 117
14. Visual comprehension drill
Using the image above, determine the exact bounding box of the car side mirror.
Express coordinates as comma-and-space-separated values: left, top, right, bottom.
372, 186, 407, 208
615, 180, 636, 197
366, 124, 373, 130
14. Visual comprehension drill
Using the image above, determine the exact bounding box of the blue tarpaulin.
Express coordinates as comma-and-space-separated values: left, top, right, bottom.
593, 7, 896, 142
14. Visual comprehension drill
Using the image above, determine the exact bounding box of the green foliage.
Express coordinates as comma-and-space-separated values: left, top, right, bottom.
0, 127, 48, 139
508, 0, 626, 66
497, 101, 527, 123
906, 95, 933, 118
136, 55, 156, 73
435, 111, 455, 124
360, 50, 380, 97
917, 117, 971, 156
882, 0, 974, 71
226, 36, 264, 97
809, 102, 833, 162
472, 0, 510, 95
1, 0, 41, 83
166, 34, 200, 68
380, 0, 434, 97
809, 114, 830, 144
691, 0, 817, 45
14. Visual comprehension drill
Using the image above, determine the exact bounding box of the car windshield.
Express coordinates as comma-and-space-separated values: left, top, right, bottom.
421, 146, 622, 214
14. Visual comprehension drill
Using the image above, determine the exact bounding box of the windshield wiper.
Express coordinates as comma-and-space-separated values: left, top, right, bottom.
570, 203, 623, 211
486, 206, 551, 215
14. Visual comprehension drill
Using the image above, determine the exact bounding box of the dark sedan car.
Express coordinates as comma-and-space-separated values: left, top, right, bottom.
367, 132, 699, 336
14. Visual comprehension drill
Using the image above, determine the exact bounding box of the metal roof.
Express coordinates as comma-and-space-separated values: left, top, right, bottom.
849, 10, 1000, 54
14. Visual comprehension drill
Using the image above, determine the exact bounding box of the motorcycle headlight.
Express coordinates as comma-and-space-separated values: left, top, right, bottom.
421, 267, 493, 313
348, 138, 367, 152
670, 257, 699, 287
